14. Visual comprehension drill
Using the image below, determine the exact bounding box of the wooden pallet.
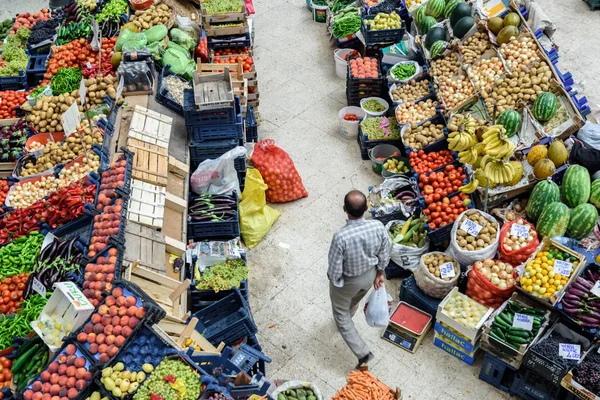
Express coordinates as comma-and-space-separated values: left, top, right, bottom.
129, 105, 172, 147
127, 179, 166, 228
124, 260, 191, 324
128, 138, 169, 186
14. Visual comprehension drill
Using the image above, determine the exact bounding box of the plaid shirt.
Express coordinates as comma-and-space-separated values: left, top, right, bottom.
328, 218, 391, 288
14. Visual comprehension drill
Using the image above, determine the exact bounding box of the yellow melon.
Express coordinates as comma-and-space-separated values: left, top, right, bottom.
507, 161, 524, 186
527, 144, 548, 167
548, 140, 568, 167
534, 158, 556, 179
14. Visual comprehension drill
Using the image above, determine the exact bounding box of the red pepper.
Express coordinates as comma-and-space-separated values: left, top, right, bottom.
162, 375, 175, 384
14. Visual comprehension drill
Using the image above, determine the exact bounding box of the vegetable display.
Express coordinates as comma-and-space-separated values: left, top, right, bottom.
403, 122, 445, 149
391, 79, 430, 104
419, 164, 467, 204
559, 265, 600, 328
133, 358, 202, 400
423, 192, 471, 230
129, 4, 171, 30
213, 55, 254, 73
0, 293, 48, 350
194, 259, 248, 292
50, 68, 83, 96
360, 117, 401, 140
488, 302, 546, 349
421, 253, 458, 281
189, 194, 237, 223
382, 157, 409, 175
455, 210, 498, 251
473, 260, 515, 290
409, 149, 454, 174
388, 217, 427, 247
395, 99, 438, 125
362, 99, 386, 112
332, 8, 361, 39
12, 335, 48, 392
0, 19, 12, 41
0, 119, 30, 161
333, 370, 394, 400
390, 63, 416, 81
0, 232, 44, 279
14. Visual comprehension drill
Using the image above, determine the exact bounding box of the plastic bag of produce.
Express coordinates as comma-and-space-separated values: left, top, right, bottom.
499, 218, 540, 265
175, 15, 201, 42
387, 60, 422, 84
162, 48, 195, 80
466, 260, 517, 309
115, 28, 135, 52
190, 146, 247, 196
169, 28, 196, 52
250, 139, 308, 203
386, 218, 429, 272
445, 209, 500, 266
364, 286, 390, 328
272, 381, 322, 400
414, 252, 459, 299
239, 168, 281, 249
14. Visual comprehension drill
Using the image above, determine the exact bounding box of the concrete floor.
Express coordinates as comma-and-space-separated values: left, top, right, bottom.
0, 0, 598, 398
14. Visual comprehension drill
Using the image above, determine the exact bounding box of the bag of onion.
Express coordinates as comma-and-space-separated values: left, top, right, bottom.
414, 252, 460, 299
446, 209, 500, 266
466, 259, 517, 308
498, 218, 540, 265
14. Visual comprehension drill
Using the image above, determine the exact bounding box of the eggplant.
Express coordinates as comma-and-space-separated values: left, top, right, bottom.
576, 277, 594, 290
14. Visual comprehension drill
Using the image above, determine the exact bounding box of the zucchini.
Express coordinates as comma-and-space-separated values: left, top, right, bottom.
491, 327, 506, 340
507, 334, 530, 344
489, 331, 504, 343
508, 329, 531, 338
12, 344, 39, 374
499, 312, 513, 325
494, 316, 511, 330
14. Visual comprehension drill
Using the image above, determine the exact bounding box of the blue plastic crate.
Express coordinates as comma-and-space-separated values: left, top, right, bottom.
399, 275, 441, 319
229, 341, 271, 376
479, 353, 516, 392
187, 192, 240, 241
189, 279, 248, 313
245, 106, 258, 142
191, 287, 258, 346
155, 65, 188, 116
188, 111, 244, 142
0, 69, 27, 91
184, 90, 239, 126
190, 138, 243, 170
510, 369, 565, 400
26, 54, 48, 88
187, 347, 242, 380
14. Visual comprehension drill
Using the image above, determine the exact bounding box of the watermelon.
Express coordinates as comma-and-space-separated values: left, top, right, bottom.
425, 27, 446, 49
526, 179, 560, 222
566, 203, 598, 240
415, 5, 428, 27
449, 2, 471, 26
536, 202, 571, 238
589, 179, 600, 209
429, 40, 446, 58
420, 16, 437, 34
426, 0, 445, 18
444, 0, 463, 19
453, 16, 474, 38
496, 110, 521, 137
532, 92, 558, 122
562, 165, 591, 208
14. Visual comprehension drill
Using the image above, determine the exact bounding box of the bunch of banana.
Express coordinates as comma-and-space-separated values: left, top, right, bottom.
458, 147, 478, 164
482, 125, 514, 158
483, 158, 516, 184
459, 179, 479, 194
448, 113, 478, 151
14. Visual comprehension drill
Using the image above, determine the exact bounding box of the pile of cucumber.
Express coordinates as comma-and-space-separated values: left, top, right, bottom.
488, 302, 546, 350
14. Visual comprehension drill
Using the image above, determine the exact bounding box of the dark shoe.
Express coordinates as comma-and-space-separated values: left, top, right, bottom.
355, 352, 374, 369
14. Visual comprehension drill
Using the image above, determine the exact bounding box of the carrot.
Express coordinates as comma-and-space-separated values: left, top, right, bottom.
333, 370, 395, 400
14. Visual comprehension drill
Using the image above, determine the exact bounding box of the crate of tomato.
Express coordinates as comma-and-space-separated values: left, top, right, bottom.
416, 161, 468, 201
0, 90, 31, 120
422, 192, 474, 243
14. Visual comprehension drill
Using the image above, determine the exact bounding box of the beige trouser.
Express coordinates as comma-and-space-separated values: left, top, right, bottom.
329, 267, 377, 360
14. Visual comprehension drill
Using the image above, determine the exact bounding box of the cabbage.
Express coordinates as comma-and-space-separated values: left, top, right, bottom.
143, 25, 168, 43
162, 48, 195, 80
169, 28, 196, 51
115, 28, 135, 52
121, 33, 148, 52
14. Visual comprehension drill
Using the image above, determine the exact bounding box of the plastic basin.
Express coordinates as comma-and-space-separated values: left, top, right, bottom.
338, 106, 366, 140
369, 144, 400, 174
360, 97, 389, 117
381, 156, 410, 178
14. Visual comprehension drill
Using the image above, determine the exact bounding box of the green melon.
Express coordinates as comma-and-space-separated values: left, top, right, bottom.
566, 203, 598, 240
526, 179, 560, 222
415, 5, 428, 27
420, 16, 437, 34
453, 16, 474, 39
536, 202, 571, 238
532, 92, 558, 122
590, 179, 600, 209
426, 0, 446, 18
503, 12, 520, 27
430, 40, 446, 58
562, 165, 591, 208
444, 0, 463, 19
496, 110, 521, 137
496, 25, 519, 44
425, 27, 446, 49
449, 2, 471, 26
487, 17, 503, 35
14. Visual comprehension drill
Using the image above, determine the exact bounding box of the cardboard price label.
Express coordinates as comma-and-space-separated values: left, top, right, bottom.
61, 102, 81, 136
559, 343, 581, 360
591, 281, 600, 297
460, 219, 483, 237
510, 223, 530, 238
554, 260, 573, 277
440, 262, 456, 279
512, 313, 533, 331
32, 277, 46, 297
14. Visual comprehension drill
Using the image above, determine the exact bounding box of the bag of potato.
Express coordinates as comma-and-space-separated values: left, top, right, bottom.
446, 209, 500, 266
499, 218, 540, 265
386, 218, 429, 272
414, 252, 459, 299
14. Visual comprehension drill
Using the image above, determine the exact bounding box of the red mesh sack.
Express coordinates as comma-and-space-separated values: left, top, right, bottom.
250, 139, 308, 203
499, 219, 540, 265
195, 31, 208, 63
466, 265, 516, 309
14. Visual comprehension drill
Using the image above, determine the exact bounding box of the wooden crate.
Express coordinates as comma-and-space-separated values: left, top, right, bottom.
129, 105, 172, 147
163, 156, 189, 245
231, 77, 248, 114
124, 260, 191, 324
128, 138, 169, 186
192, 68, 234, 110
199, 59, 256, 84
158, 317, 223, 353
204, 19, 249, 37
127, 179, 166, 228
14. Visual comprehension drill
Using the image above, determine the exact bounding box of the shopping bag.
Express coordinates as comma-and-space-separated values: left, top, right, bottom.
190, 146, 247, 196
239, 168, 280, 248
250, 139, 308, 203
364, 287, 391, 328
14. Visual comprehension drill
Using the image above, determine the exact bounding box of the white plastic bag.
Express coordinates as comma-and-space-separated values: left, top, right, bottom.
445, 209, 500, 267
386, 220, 429, 272
190, 146, 247, 196
364, 287, 391, 328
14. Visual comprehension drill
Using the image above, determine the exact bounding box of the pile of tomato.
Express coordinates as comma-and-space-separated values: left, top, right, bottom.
0, 90, 31, 120
43, 37, 117, 80
0, 180, 9, 206
419, 164, 467, 204
343, 113, 360, 121
0, 273, 28, 315
409, 149, 455, 175
0, 357, 11, 389
213, 47, 251, 57
214, 55, 254, 73
423, 192, 471, 230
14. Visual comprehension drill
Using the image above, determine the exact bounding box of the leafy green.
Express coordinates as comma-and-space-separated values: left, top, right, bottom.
0, 28, 31, 76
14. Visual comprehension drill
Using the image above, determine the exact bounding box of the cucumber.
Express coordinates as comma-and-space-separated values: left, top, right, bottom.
507, 335, 530, 344
494, 316, 511, 330
508, 329, 531, 338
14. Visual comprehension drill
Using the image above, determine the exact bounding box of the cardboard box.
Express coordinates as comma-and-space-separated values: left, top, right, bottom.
433, 333, 478, 365
434, 322, 476, 354
436, 287, 493, 342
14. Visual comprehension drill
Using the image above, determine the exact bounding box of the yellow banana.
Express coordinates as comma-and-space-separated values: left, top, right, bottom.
459, 179, 479, 194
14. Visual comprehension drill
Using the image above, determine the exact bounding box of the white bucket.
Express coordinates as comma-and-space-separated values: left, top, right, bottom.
312, 2, 328, 23
360, 97, 389, 117
338, 106, 365, 140
334, 49, 355, 80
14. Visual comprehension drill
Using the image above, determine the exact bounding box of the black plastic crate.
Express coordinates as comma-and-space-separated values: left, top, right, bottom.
399, 275, 440, 319
155, 65, 189, 116
26, 38, 52, 55
385, 259, 412, 280
183, 90, 239, 126
479, 352, 516, 392
189, 279, 248, 313
187, 192, 240, 241
0, 70, 27, 91
187, 103, 244, 142
245, 106, 258, 142
423, 193, 474, 247
26, 54, 48, 88
208, 33, 251, 49
510, 369, 566, 400
361, 12, 405, 45
189, 138, 243, 170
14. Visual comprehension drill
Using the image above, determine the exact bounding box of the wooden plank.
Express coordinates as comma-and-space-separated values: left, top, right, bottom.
128, 138, 169, 186
164, 235, 186, 255
168, 156, 189, 177
165, 192, 186, 213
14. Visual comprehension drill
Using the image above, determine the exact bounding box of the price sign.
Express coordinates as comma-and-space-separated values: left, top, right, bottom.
559, 343, 581, 360
440, 262, 456, 279
591, 281, 600, 297
554, 260, 573, 277
510, 223, 530, 238
460, 219, 483, 237
512, 313, 534, 331
61, 102, 81, 136
115, 75, 124, 100
32, 277, 46, 297
90, 20, 100, 51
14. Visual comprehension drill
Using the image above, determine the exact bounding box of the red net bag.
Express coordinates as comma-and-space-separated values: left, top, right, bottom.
250, 139, 308, 203
466, 260, 517, 309
498, 218, 540, 265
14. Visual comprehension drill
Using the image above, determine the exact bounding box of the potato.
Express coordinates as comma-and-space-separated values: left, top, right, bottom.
421, 253, 458, 281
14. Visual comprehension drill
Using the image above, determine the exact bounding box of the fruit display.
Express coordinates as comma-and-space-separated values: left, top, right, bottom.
382, 157, 410, 175
454, 210, 498, 251
133, 358, 202, 400
498, 35, 540, 71
194, 259, 248, 292
457, 32, 492, 64
532, 91, 559, 122
395, 99, 438, 124
390, 79, 431, 104
429, 40, 447, 59
529, 328, 583, 373
561, 165, 591, 208
279, 387, 319, 400
520, 244, 579, 299
99, 363, 150, 398
447, 113, 477, 151
387, 217, 427, 248
83, 247, 120, 305
402, 121, 445, 149
442, 290, 490, 330
364, 12, 401, 30
0, 90, 31, 120
349, 57, 379, 79
495, 109, 521, 137
487, 302, 546, 350
571, 348, 600, 395
419, 164, 467, 204
423, 192, 471, 230
429, 52, 461, 78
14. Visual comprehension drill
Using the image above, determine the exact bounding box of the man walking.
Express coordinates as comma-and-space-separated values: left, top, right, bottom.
328, 190, 391, 369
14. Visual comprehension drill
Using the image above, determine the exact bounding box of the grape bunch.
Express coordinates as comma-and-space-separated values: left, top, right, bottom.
572, 351, 600, 395
133, 359, 202, 400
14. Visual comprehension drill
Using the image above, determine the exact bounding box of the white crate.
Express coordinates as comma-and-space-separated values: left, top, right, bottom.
436, 287, 493, 343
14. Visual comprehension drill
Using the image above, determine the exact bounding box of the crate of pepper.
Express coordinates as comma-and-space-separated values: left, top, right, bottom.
479, 294, 551, 369
561, 344, 600, 400
360, 9, 404, 46
187, 192, 240, 241
524, 321, 592, 386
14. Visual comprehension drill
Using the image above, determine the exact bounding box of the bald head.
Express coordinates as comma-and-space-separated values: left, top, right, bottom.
344, 190, 367, 219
